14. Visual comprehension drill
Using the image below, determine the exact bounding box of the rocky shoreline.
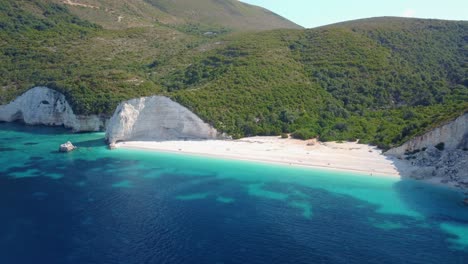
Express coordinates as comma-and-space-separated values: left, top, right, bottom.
0, 87, 222, 142
390, 147, 468, 190
385, 113, 468, 192
1, 87, 467, 192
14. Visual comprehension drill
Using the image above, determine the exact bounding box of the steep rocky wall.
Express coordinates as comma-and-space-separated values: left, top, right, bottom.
386, 113, 468, 157
0, 87, 105, 132
398, 146, 468, 188
105, 96, 222, 144
386, 112, 468, 190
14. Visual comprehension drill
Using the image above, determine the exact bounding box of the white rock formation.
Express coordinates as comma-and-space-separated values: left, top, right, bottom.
0, 87, 105, 132
386, 113, 468, 157
59, 141, 76, 152
106, 96, 221, 144
386, 112, 468, 190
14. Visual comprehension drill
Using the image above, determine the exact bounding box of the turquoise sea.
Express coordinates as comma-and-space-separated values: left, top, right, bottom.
0, 122, 468, 264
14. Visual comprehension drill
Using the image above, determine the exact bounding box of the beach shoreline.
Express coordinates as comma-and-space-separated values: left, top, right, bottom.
114, 137, 405, 178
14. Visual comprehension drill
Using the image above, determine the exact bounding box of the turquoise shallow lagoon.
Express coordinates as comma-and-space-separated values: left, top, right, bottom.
0, 122, 467, 263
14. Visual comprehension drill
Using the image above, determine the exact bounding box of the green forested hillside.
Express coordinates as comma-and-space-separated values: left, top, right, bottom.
165, 24, 467, 147
0, 0, 196, 113
0, 1, 466, 149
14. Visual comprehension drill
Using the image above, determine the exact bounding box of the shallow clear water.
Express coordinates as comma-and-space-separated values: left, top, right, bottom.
0, 122, 468, 264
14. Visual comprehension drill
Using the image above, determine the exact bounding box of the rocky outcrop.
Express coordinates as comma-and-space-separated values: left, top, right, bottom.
386, 113, 468, 157
59, 141, 76, 152
400, 146, 468, 188
386, 112, 468, 190
105, 96, 222, 144
0, 87, 105, 132
1, 88, 223, 142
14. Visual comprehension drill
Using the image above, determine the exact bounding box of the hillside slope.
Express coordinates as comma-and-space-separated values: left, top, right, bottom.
162, 18, 467, 147
143, 0, 301, 30
0, 2, 466, 149
51, 0, 301, 30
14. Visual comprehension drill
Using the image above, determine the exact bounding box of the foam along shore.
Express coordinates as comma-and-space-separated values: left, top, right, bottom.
114, 137, 404, 178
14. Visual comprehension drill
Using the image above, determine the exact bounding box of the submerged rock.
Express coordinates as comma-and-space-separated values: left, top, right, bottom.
59, 141, 76, 152
463, 198, 468, 206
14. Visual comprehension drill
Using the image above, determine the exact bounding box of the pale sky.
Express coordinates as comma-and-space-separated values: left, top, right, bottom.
240, 0, 468, 28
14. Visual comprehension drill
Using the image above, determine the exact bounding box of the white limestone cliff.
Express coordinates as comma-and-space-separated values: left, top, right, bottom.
386, 112, 468, 190
0, 87, 104, 132
105, 96, 221, 144
386, 113, 468, 157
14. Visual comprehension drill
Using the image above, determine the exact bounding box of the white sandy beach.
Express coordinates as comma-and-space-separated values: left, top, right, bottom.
115, 137, 405, 178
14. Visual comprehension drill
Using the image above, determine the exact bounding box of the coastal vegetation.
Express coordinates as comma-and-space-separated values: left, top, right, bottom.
0, 0, 466, 149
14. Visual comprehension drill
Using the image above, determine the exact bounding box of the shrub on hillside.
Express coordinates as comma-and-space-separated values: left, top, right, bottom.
292, 129, 315, 140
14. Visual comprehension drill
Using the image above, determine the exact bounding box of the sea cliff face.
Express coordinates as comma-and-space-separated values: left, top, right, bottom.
0, 87, 105, 132
386, 113, 468, 189
0, 88, 222, 141
105, 96, 221, 144
386, 113, 468, 156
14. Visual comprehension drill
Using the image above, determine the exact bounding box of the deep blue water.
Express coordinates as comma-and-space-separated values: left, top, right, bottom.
1, 122, 468, 264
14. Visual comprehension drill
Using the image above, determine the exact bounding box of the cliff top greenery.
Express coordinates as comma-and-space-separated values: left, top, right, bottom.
0, 1, 467, 149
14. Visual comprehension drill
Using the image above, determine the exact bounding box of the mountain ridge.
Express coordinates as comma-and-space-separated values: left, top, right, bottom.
52, 0, 301, 30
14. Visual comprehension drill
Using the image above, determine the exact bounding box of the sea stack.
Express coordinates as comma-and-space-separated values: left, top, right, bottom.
59, 141, 76, 152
